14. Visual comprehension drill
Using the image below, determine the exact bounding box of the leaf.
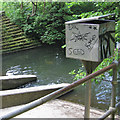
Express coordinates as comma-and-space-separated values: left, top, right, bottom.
61, 44, 66, 48
69, 70, 76, 75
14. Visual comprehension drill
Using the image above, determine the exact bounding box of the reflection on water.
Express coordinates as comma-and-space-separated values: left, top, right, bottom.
6, 65, 36, 76
2, 45, 118, 110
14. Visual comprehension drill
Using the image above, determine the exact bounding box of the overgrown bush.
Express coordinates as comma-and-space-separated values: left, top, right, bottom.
2, 2, 120, 44
2, 2, 75, 45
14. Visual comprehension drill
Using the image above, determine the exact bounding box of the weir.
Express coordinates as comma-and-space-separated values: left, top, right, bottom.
1, 83, 70, 108
0, 75, 37, 90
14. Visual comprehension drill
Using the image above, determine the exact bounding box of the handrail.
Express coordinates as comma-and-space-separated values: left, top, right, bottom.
99, 102, 120, 120
0, 61, 119, 120
99, 60, 119, 119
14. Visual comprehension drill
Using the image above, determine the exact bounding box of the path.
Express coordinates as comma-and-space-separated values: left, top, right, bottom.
1, 99, 115, 119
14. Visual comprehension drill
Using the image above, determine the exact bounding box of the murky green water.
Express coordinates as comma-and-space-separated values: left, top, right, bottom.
2, 45, 120, 111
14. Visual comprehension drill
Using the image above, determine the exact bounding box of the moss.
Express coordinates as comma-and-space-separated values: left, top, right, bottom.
5, 27, 21, 33
3, 30, 23, 37
3, 32, 24, 40
5, 25, 18, 29
1, 14, 41, 54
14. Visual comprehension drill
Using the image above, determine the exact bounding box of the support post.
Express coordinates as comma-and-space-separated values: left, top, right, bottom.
81, 60, 100, 119
110, 61, 118, 119
84, 79, 91, 118
82, 61, 92, 119
117, 45, 120, 115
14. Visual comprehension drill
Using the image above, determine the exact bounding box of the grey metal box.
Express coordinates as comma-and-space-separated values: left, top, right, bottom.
65, 18, 115, 62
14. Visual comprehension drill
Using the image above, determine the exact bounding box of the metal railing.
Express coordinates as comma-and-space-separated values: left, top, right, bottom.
99, 102, 120, 120
1, 60, 119, 120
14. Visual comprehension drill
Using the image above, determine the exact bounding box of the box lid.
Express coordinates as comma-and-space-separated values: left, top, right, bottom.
65, 13, 115, 25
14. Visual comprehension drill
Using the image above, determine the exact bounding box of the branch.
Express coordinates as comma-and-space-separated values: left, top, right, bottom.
27, 2, 37, 23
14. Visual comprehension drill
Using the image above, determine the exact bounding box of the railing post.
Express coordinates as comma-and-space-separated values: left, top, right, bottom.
117, 45, 120, 115
110, 61, 118, 119
83, 60, 100, 119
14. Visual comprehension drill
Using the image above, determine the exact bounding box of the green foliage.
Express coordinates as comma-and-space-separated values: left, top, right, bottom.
69, 66, 86, 85
69, 2, 120, 42
3, 2, 25, 25
68, 2, 119, 84
38, 2, 75, 44
116, 20, 120, 42
2, 2, 120, 44
61, 44, 66, 48
67, 2, 97, 15
69, 49, 119, 84
2, 2, 75, 45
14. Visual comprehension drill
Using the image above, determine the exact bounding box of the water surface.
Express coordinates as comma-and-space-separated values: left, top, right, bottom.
2, 45, 119, 110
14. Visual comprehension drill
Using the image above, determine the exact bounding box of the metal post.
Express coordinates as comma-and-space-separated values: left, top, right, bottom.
117, 46, 120, 115
84, 79, 91, 118
83, 61, 93, 119
117, 79, 120, 116
82, 60, 101, 119
110, 61, 118, 119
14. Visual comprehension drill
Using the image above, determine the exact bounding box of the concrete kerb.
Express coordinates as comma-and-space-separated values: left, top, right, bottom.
0, 83, 71, 108
0, 75, 37, 90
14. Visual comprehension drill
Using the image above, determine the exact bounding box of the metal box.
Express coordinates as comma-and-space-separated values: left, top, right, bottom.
65, 18, 115, 62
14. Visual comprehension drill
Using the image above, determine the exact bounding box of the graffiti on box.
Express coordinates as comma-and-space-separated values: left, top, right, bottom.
100, 30, 115, 59
67, 24, 98, 56
66, 23, 115, 61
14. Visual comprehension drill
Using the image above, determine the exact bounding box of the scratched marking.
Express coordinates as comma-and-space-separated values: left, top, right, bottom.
66, 21, 115, 61
68, 24, 78, 30
99, 31, 115, 60
70, 30, 98, 52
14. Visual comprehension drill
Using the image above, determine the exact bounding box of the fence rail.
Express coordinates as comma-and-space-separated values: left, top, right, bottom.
1, 60, 119, 120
